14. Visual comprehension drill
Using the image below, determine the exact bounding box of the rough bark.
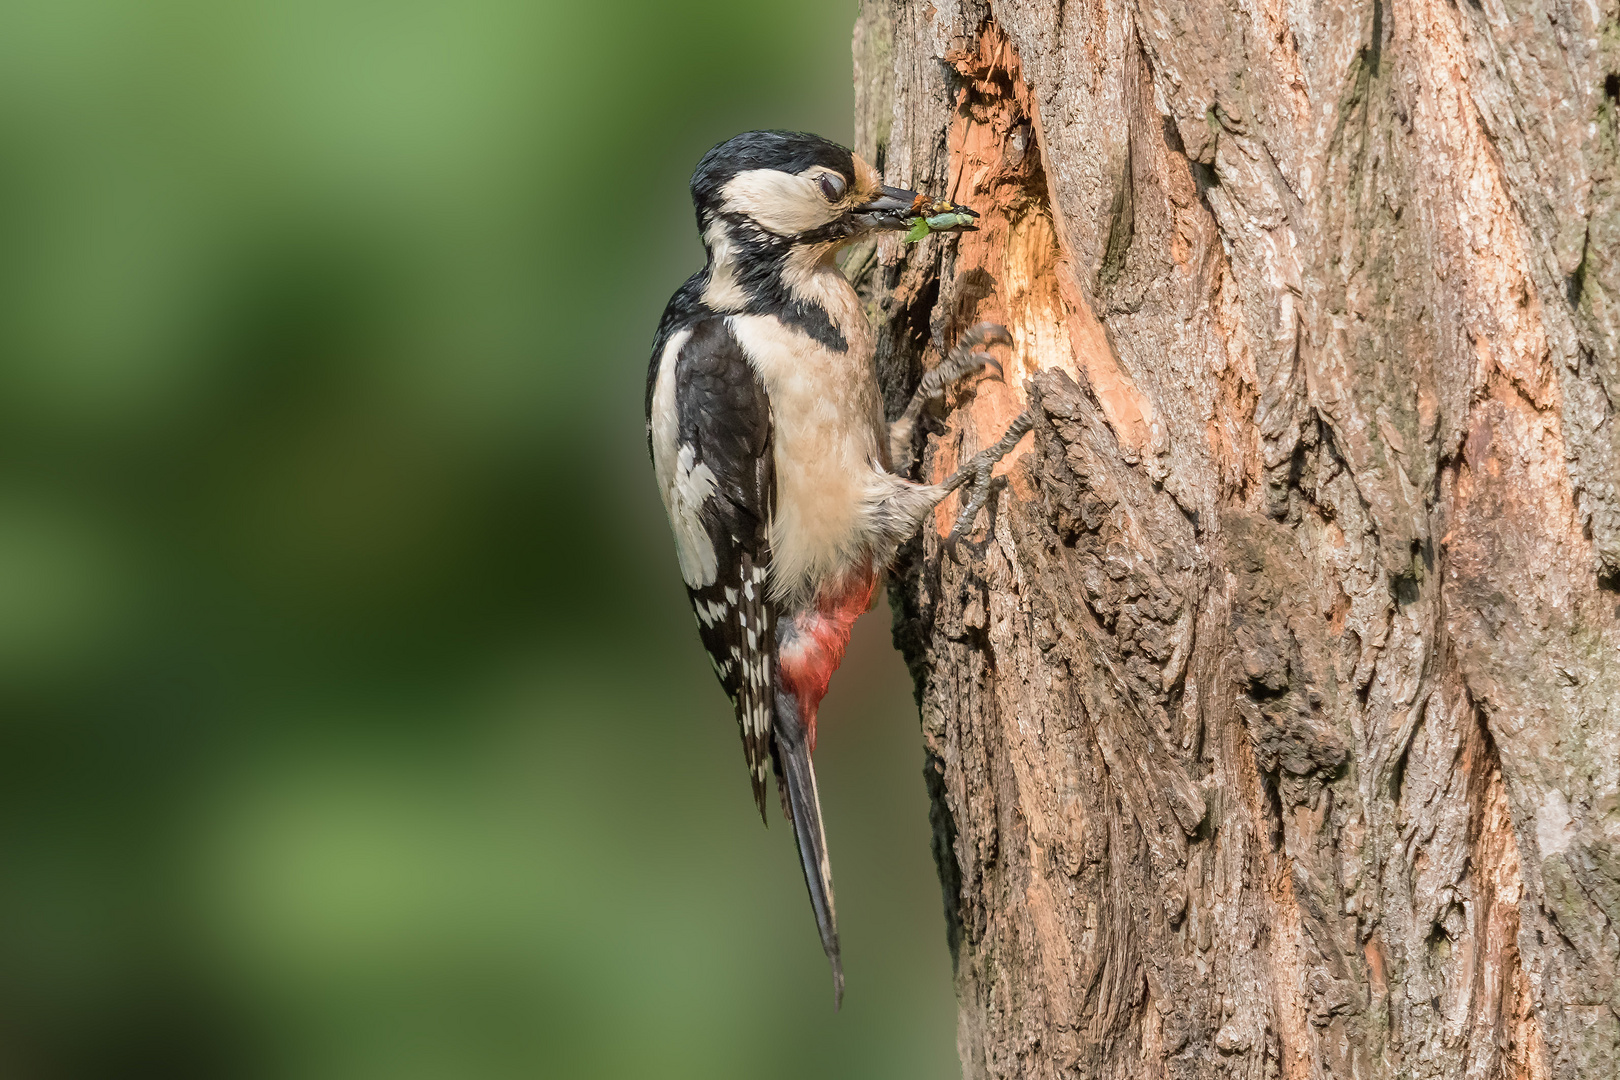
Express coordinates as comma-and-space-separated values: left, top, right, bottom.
848, 1, 1620, 1077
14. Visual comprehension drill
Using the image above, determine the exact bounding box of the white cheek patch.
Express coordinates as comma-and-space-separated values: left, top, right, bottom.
721, 169, 839, 236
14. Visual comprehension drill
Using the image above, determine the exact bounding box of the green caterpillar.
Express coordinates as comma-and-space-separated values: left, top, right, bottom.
903, 206, 980, 243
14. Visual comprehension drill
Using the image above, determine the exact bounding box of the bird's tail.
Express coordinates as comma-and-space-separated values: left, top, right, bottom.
774, 693, 843, 1009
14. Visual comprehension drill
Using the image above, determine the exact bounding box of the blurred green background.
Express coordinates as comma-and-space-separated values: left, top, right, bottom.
0, 2, 961, 1077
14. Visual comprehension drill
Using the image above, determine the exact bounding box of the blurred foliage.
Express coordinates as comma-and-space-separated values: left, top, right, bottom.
0, 2, 959, 1077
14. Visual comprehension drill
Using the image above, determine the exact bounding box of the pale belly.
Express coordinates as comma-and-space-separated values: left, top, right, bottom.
728, 297, 888, 606
768, 390, 885, 600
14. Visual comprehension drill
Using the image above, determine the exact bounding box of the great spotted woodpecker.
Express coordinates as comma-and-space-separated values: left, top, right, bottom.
645, 130, 1031, 1007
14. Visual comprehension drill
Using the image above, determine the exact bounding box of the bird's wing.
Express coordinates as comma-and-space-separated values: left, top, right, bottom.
656, 316, 777, 820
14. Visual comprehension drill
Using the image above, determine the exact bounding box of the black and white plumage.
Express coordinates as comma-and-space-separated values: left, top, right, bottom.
645, 130, 1026, 1008
647, 314, 777, 811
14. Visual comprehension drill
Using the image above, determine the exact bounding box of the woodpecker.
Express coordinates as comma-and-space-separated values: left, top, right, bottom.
645, 130, 1031, 1007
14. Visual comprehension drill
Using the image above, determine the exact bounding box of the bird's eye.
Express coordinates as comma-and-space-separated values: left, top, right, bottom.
817, 173, 847, 203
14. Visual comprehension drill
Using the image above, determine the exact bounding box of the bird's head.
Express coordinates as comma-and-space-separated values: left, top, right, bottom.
689, 130, 922, 255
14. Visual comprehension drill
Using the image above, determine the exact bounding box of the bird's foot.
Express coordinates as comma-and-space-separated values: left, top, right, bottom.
889, 323, 1013, 474
932, 322, 1012, 392
940, 410, 1035, 554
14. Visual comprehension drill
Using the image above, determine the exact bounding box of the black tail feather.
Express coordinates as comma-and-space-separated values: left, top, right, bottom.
774, 695, 843, 1009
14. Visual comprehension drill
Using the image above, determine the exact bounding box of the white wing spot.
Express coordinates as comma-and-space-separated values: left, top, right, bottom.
665, 445, 719, 587
695, 598, 729, 627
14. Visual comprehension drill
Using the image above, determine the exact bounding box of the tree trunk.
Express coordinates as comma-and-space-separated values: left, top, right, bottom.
848, 1, 1620, 1077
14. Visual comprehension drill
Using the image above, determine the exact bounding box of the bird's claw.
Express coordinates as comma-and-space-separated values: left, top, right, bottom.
920, 323, 1011, 406
890, 324, 1014, 475
956, 322, 1015, 353
945, 467, 1007, 558
941, 410, 1036, 554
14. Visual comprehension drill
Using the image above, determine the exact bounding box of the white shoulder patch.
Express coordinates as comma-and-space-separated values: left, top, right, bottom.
650, 328, 720, 587
649, 327, 692, 482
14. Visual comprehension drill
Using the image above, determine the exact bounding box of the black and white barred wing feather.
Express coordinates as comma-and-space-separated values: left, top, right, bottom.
648, 317, 777, 819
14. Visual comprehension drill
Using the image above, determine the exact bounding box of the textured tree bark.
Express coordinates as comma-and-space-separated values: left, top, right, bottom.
848, 1, 1619, 1077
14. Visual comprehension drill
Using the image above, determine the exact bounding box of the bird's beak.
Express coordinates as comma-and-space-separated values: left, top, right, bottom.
851, 185, 923, 230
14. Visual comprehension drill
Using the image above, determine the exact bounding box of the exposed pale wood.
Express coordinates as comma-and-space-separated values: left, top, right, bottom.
851, 1, 1619, 1076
